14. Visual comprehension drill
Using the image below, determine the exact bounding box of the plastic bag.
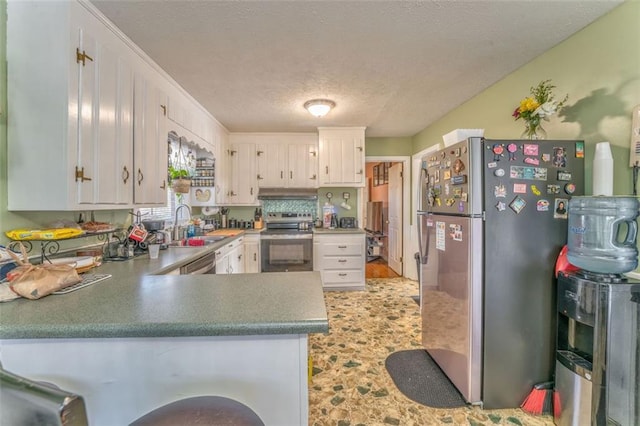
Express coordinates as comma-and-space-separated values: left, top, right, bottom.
7, 244, 82, 300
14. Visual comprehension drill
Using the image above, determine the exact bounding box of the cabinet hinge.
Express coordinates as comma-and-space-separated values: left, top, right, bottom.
76, 48, 93, 66
75, 166, 92, 182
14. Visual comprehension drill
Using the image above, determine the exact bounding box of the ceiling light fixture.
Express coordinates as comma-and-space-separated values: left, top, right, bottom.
304, 99, 336, 117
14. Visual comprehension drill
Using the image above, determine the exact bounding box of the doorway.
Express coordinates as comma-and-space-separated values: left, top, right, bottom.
363, 157, 407, 279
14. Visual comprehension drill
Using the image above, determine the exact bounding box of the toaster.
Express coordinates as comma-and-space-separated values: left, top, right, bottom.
339, 217, 358, 229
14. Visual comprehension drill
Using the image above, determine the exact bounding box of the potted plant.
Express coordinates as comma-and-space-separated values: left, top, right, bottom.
169, 165, 192, 194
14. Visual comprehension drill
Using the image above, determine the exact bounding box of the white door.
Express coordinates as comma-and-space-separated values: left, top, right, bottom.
388, 163, 403, 275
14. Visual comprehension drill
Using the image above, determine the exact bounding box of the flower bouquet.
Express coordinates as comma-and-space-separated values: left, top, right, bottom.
512, 79, 568, 139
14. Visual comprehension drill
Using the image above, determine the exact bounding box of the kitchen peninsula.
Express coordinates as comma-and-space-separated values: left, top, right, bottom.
0, 238, 328, 425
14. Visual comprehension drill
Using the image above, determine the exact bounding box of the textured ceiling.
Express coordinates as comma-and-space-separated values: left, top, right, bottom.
90, 0, 622, 137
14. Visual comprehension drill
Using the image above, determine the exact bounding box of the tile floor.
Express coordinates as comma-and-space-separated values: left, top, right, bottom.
308, 277, 555, 426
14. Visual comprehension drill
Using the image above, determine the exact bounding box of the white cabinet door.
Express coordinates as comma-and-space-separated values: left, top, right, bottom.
228, 143, 257, 205
228, 245, 244, 274
215, 126, 229, 205
256, 144, 287, 187
318, 127, 366, 187
133, 68, 168, 206
244, 235, 261, 273
288, 143, 318, 188
215, 252, 230, 274
76, 24, 134, 206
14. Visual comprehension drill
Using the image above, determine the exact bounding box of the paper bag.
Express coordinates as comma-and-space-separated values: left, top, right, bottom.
7, 243, 82, 300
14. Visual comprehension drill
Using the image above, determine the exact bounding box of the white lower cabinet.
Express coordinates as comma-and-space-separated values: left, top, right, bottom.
244, 234, 261, 273
215, 237, 244, 274
313, 233, 366, 290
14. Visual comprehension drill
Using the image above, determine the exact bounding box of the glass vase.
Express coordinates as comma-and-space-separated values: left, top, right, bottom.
521, 121, 547, 140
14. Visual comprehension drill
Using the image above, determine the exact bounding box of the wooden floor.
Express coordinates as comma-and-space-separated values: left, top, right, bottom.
365, 258, 400, 278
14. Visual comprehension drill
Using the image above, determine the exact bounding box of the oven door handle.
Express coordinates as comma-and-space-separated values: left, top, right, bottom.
261, 234, 313, 240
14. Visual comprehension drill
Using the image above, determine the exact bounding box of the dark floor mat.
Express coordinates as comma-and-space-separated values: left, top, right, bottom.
385, 349, 467, 408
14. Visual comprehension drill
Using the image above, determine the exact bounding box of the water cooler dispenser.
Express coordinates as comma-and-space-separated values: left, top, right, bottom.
555, 196, 640, 425
556, 271, 639, 425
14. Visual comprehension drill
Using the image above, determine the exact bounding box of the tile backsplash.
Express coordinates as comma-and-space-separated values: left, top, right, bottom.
262, 200, 317, 218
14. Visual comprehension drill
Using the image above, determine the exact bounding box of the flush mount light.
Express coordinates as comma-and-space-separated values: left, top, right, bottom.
304, 99, 336, 117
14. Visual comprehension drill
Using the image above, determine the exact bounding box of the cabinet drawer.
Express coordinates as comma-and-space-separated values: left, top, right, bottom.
324, 243, 362, 256
322, 256, 362, 270
323, 270, 363, 284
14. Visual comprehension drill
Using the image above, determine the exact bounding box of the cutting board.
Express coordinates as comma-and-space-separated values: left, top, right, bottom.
206, 229, 245, 237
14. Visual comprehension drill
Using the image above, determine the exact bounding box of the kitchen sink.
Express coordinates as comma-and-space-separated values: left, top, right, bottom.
168, 236, 227, 247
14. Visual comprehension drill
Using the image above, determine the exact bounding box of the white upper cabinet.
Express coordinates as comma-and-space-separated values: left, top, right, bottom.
132, 66, 168, 206
227, 142, 258, 205
318, 127, 366, 187
6, 0, 222, 211
247, 133, 318, 188
75, 16, 134, 207
7, 1, 138, 210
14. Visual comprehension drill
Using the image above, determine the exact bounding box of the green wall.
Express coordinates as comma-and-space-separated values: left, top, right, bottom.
413, 0, 640, 196
366, 136, 413, 156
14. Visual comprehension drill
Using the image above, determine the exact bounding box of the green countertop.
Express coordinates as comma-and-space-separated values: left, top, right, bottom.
0, 234, 328, 340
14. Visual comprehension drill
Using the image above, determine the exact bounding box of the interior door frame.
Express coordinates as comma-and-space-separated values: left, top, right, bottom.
361, 155, 410, 277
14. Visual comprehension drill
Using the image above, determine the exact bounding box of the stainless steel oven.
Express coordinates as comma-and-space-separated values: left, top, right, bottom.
260, 212, 313, 272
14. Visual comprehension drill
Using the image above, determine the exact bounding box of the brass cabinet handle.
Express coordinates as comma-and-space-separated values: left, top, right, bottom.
338, 273, 347, 277
325, 166, 329, 174
160, 180, 166, 190
250, 187, 254, 195
137, 168, 144, 185
160, 104, 166, 116
310, 174, 317, 180
357, 169, 363, 175
122, 166, 130, 184
338, 259, 347, 263
257, 174, 263, 180
338, 245, 347, 249
253, 253, 257, 261
280, 171, 283, 179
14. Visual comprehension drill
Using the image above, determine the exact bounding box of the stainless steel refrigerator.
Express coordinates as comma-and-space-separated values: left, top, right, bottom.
417, 137, 585, 408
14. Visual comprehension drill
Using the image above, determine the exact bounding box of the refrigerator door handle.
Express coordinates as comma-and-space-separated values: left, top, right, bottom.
417, 214, 430, 265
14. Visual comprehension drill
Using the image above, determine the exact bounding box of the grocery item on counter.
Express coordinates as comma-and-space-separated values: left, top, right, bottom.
80, 221, 114, 233
5, 228, 85, 241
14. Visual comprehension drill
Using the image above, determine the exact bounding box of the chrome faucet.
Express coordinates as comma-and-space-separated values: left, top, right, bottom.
173, 204, 192, 241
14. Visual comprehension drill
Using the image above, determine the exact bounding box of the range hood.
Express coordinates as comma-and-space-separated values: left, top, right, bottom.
257, 188, 318, 200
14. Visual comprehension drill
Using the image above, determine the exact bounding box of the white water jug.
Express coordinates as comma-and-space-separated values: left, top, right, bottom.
567, 196, 639, 274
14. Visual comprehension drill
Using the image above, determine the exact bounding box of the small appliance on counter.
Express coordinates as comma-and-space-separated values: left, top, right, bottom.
339, 217, 358, 228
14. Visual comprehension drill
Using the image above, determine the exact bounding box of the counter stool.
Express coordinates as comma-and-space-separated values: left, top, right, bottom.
1, 364, 264, 426
130, 396, 264, 426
